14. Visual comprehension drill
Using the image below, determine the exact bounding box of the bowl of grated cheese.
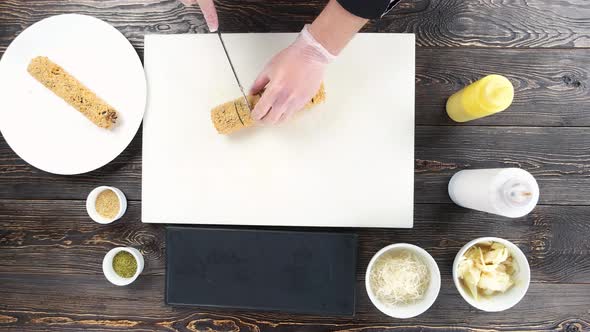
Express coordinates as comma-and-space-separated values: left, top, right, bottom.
365, 243, 441, 319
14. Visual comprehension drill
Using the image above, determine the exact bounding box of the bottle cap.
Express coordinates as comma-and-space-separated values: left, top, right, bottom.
502, 180, 534, 208
480, 75, 514, 112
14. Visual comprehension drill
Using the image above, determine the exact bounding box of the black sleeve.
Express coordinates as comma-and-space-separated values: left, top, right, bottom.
336, 0, 401, 19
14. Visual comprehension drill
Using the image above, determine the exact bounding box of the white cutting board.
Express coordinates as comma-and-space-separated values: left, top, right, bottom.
143, 33, 415, 228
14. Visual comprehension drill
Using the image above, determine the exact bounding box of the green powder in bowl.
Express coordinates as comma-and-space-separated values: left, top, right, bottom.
112, 251, 137, 278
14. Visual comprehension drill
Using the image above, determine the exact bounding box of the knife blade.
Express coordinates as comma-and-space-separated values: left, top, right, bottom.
217, 31, 253, 118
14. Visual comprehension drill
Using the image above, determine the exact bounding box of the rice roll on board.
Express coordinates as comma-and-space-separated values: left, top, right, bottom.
211, 83, 326, 135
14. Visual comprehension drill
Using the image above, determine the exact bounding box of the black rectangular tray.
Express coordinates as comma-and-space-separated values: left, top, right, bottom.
166, 226, 357, 316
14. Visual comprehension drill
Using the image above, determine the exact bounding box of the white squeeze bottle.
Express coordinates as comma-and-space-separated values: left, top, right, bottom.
448, 168, 539, 218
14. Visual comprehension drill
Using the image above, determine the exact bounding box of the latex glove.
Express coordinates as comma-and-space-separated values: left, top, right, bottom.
250, 25, 336, 124
178, 0, 219, 32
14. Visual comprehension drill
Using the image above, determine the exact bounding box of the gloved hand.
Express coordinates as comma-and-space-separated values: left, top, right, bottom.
250, 25, 336, 124
178, 0, 219, 32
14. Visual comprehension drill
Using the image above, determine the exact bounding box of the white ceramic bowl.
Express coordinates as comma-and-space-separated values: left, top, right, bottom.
453, 237, 531, 312
86, 186, 127, 224
102, 247, 144, 286
366, 243, 441, 319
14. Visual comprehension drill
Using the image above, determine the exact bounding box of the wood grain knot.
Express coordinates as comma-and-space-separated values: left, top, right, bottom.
0, 314, 17, 324
186, 318, 261, 332
0, 231, 25, 246
77, 319, 139, 328
415, 159, 468, 173
31, 317, 74, 325
562, 75, 583, 88
31, 317, 138, 327
187, 318, 240, 332
565, 323, 580, 332
129, 229, 163, 258
557, 319, 590, 332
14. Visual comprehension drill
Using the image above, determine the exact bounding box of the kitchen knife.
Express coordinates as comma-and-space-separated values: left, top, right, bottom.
217, 30, 253, 117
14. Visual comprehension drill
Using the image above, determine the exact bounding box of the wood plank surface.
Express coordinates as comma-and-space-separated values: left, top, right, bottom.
0, 199, 589, 330
416, 48, 590, 126
1, 200, 589, 283
1, 0, 590, 50
1, 0, 590, 331
0, 275, 588, 331
2, 126, 590, 205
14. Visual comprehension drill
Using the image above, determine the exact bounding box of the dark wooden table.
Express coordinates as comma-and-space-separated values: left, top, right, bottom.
1, 1, 589, 331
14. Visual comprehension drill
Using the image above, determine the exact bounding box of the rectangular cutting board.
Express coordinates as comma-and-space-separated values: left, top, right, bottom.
143, 33, 415, 228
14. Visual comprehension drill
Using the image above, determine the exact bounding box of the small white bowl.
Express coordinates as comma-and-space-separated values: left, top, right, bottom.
453, 237, 531, 312
102, 247, 144, 286
86, 186, 127, 224
366, 243, 441, 319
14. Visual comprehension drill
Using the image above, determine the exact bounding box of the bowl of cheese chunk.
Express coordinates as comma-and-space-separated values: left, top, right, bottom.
453, 237, 530, 312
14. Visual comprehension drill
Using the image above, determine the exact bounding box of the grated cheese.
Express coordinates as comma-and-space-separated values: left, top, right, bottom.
369, 250, 430, 306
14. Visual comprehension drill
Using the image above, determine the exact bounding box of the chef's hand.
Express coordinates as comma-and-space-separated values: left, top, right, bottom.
249, 0, 368, 124
179, 0, 219, 32
250, 25, 334, 124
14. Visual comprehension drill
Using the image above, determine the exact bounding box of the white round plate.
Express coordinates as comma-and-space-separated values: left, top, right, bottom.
0, 14, 146, 175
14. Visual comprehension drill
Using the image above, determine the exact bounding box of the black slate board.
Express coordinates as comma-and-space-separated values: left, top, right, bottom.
166, 226, 357, 316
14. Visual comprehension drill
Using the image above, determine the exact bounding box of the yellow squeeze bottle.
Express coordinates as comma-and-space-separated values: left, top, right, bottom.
446, 74, 514, 122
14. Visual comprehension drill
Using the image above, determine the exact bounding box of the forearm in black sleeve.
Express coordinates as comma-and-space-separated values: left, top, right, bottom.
336, 0, 401, 19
